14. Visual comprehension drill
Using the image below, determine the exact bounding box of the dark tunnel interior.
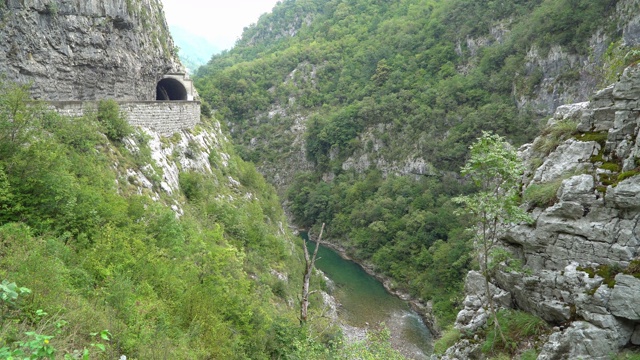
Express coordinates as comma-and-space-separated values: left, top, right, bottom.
156, 78, 188, 100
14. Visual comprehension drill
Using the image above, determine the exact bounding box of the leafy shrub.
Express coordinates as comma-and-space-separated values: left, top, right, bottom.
201, 101, 212, 118
42, 112, 103, 151
96, 100, 132, 141
178, 171, 205, 201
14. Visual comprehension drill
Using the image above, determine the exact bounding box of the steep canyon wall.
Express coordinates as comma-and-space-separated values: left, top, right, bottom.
0, 0, 180, 101
444, 64, 640, 360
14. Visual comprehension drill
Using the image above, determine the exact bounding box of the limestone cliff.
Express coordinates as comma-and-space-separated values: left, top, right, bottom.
443, 65, 640, 359
0, 0, 181, 101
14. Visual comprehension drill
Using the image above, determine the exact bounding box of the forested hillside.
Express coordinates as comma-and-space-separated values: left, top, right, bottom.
195, 0, 638, 326
0, 82, 408, 359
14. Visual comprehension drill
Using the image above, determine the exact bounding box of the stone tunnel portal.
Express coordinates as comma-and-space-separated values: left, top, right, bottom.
156, 78, 188, 101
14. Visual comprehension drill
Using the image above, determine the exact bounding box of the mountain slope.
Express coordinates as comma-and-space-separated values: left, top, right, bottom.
194, 0, 640, 328
0, 82, 310, 358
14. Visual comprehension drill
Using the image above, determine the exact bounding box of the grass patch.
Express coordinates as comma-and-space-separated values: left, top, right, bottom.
523, 179, 563, 208
577, 264, 622, 288
482, 309, 548, 356
433, 326, 461, 355
600, 162, 621, 172
618, 169, 640, 182
598, 172, 617, 187
519, 348, 539, 360
623, 259, 640, 279
575, 131, 608, 146
532, 120, 578, 156
615, 350, 640, 360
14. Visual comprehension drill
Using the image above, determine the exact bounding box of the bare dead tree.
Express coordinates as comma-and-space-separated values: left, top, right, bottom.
300, 223, 325, 324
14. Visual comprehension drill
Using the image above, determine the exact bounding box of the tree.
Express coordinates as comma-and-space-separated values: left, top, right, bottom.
453, 131, 532, 346
0, 81, 44, 157
300, 223, 324, 324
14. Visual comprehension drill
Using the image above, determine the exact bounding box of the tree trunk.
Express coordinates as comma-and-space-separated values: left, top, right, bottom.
300, 223, 325, 324
482, 235, 507, 348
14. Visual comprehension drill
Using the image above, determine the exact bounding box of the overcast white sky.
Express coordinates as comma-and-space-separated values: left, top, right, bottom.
161, 0, 281, 50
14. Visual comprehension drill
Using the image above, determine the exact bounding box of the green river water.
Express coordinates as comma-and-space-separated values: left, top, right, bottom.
302, 233, 433, 359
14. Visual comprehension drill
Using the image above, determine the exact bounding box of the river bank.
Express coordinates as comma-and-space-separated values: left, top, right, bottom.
302, 230, 441, 337
309, 238, 433, 359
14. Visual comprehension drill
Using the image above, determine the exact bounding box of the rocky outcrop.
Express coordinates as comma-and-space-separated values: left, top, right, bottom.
0, 0, 181, 101
518, 1, 640, 117
445, 64, 640, 359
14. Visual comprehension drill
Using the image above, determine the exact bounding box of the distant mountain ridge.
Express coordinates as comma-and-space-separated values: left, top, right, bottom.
170, 25, 220, 72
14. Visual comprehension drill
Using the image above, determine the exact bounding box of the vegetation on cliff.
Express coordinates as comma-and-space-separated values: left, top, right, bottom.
0, 81, 406, 359
193, 0, 631, 327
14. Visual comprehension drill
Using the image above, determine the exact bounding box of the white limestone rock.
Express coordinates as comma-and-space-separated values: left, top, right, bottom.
538, 322, 619, 360
532, 140, 598, 183
609, 274, 640, 320
613, 64, 640, 100
606, 176, 640, 210
557, 174, 595, 203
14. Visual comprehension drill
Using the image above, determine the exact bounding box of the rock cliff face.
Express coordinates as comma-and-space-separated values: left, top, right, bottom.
444, 65, 640, 359
517, 0, 640, 117
0, 0, 180, 101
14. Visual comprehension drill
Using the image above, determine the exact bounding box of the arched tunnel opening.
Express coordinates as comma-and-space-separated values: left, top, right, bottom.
156, 78, 188, 100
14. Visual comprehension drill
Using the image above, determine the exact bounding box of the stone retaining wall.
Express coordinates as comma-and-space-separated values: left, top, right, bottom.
48, 101, 201, 136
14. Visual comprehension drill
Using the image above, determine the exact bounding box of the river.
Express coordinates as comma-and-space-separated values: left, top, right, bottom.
302, 233, 433, 359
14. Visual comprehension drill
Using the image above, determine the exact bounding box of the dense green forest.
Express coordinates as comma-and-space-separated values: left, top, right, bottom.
0, 82, 407, 359
195, 0, 631, 326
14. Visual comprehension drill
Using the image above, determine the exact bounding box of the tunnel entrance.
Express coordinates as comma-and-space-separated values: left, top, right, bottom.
156, 78, 188, 100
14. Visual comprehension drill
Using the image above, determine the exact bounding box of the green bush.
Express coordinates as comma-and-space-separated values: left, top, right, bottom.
96, 100, 132, 141
178, 171, 205, 201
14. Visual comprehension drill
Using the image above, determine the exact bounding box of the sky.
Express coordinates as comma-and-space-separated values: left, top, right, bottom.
161, 0, 282, 51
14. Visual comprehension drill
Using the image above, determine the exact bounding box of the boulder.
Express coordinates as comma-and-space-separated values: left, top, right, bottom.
613, 65, 640, 100
609, 274, 640, 320
606, 176, 640, 210
533, 140, 598, 183
538, 322, 619, 360
557, 174, 595, 203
